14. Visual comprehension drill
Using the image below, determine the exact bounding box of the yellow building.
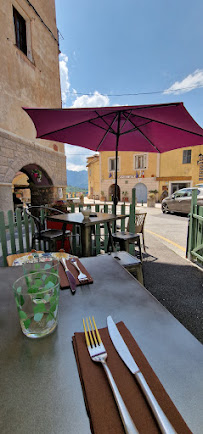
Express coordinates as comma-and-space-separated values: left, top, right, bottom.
87, 145, 203, 203
0, 0, 67, 215
86, 154, 100, 199
158, 145, 203, 196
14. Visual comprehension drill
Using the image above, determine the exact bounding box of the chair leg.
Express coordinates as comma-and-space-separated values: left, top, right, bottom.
136, 236, 143, 262
135, 264, 144, 286
142, 232, 146, 252
31, 237, 35, 250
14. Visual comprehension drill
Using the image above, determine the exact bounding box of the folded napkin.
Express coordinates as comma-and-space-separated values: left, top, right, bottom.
59, 258, 93, 289
72, 322, 191, 434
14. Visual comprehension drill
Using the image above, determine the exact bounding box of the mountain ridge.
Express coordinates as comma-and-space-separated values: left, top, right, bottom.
66, 169, 88, 188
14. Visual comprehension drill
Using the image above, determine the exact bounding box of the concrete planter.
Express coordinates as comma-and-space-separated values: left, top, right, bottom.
147, 197, 156, 207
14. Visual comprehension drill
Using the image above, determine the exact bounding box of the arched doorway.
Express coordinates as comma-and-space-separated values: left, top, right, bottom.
12, 164, 54, 208
134, 183, 147, 203
108, 184, 120, 202
12, 171, 30, 205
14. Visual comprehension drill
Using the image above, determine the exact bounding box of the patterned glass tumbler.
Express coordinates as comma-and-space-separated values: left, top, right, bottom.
13, 271, 60, 339
22, 259, 59, 276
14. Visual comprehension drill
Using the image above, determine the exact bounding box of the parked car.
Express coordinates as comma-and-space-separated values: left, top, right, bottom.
161, 187, 203, 214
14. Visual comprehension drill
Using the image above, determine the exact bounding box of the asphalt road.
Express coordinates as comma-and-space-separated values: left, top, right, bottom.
143, 205, 189, 258
138, 205, 203, 344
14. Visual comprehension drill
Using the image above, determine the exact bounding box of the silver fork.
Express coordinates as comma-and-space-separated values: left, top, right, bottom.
83, 316, 138, 434
71, 258, 88, 282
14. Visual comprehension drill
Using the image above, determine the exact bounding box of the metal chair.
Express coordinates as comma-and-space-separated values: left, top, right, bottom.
112, 212, 147, 261
127, 212, 147, 252
26, 206, 72, 252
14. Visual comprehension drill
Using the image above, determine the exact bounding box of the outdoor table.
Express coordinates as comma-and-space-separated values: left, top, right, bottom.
0, 254, 202, 434
47, 212, 128, 256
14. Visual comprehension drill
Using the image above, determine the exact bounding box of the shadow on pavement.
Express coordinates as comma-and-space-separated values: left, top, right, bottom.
142, 258, 203, 344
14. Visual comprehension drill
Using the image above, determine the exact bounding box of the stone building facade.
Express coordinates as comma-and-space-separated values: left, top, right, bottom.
0, 0, 67, 216
87, 145, 203, 203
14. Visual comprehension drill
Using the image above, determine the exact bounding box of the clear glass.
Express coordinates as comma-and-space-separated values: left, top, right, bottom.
13, 271, 60, 339
22, 259, 59, 276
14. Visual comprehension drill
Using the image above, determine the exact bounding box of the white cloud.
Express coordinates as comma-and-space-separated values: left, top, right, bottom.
71, 91, 109, 108
67, 162, 87, 171
164, 69, 203, 95
59, 54, 110, 170
59, 53, 70, 105
65, 144, 96, 171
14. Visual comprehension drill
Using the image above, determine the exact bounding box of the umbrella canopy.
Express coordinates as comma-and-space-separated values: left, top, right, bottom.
23, 103, 203, 209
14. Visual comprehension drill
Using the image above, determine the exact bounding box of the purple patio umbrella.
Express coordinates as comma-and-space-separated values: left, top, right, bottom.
23, 103, 203, 211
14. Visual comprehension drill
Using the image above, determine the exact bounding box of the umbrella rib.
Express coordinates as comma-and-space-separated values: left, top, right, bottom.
96, 114, 119, 152
93, 110, 117, 134
122, 116, 160, 152
39, 109, 120, 139
128, 112, 203, 137
120, 117, 153, 135
119, 109, 132, 133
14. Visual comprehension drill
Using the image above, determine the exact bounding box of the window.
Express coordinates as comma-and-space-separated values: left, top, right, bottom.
174, 188, 192, 198
134, 154, 147, 169
182, 150, 191, 164
13, 7, 27, 55
109, 158, 120, 171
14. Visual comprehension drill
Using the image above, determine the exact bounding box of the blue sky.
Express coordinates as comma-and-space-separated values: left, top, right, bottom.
55, 0, 203, 171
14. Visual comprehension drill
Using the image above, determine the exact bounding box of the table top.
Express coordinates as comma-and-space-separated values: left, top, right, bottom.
0, 254, 202, 434
47, 211, 128, 226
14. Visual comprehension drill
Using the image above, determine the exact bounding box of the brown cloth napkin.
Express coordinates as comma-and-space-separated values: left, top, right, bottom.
59, 258, 93, 289
72, 322, 191, 434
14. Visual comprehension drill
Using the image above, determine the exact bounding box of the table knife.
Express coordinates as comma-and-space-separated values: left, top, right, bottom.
107, 316, 177, 434
60, 258, 76, 294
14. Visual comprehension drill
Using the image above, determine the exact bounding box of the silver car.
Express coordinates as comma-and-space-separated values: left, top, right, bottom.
161, 187, 203, 214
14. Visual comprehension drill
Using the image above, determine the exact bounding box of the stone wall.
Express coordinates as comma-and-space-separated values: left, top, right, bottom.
0, 128, 67, 217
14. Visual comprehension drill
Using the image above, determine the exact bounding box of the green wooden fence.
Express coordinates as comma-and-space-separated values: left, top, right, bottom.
187, 190, 203, 265
0, 197, 135, 266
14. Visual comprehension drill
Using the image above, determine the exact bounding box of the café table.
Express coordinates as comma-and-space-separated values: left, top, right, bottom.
0, 254, 202, 434
47, 212, 128, 256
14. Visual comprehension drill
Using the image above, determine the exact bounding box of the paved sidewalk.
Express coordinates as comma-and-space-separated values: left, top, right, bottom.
142, 231, 203, 344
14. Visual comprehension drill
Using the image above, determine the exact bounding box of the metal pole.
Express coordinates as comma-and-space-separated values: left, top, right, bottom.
114, 112, 121, 215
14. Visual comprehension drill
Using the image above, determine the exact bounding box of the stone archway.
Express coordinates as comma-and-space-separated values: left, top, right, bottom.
0, 129, 67, 217
108, 184, 120, 201
16, 163, 54, 207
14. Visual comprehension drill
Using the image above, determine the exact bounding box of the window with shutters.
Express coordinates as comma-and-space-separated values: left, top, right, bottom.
109, 157, 120, 171
182, 149, 191, 164
134, 154, 147, 170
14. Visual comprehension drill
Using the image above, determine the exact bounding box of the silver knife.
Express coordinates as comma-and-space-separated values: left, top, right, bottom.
60, 258, 76, 294
107, 316, 177, 434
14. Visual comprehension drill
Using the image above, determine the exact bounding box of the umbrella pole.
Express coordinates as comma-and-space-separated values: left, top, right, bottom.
114, 112, 121, 215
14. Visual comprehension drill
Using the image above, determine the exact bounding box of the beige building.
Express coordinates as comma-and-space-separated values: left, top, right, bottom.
0, 0, 67, 216
87, 145, 203, 203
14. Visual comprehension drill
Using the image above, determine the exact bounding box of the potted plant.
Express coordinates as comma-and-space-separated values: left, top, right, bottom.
122, 191, 129, 202
147, 189, 158, 207
32, 169, 42, 182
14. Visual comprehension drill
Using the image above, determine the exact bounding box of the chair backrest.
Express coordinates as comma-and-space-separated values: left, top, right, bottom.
127, 212, 147, 234
26, 205, 65, 233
